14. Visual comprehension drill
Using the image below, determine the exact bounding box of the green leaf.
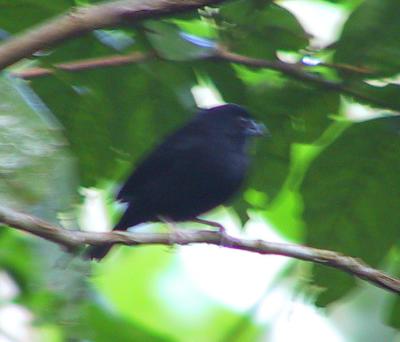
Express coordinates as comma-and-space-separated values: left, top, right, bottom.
31, 62, 196, 186
335, 0, 400, 77
350, 82, 400, 112
220, 2, 308, 59
38, 34, 119, 65
0, 231, 39, 292
0, 1, 70, 34
74, 303, 172, 342
235, 67, 340, 142
194, 60, 247, 104
145, 21, 217, 61
227, 75, 340, 217
173, 18, 217, 39
388, 296, 400, 329
301, 117, 400, 304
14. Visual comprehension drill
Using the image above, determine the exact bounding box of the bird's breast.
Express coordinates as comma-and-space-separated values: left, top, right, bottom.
197, 145, 248, 191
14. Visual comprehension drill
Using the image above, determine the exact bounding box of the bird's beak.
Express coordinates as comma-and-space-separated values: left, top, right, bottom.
246, 120, 269, 137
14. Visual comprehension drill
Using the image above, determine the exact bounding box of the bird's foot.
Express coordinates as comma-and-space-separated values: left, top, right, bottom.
191, 217, 226, 234
191, 217, 231, 247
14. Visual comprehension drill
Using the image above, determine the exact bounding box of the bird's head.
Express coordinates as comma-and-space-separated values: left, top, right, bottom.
197, 104, 267, 141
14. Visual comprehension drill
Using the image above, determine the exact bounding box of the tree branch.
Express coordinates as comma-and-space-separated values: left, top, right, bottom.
10, 48, 384, 108
10, 52, 155, 79
0, 205, 398, 294
0, 0, 388, 109
0, 0, 225, 71
214, 48, 388, 109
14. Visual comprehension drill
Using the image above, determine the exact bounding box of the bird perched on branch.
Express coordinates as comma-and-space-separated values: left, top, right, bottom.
87, 103, 265, 260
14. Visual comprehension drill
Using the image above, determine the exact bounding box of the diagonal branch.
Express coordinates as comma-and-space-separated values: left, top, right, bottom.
0, 0, 225, 71
0, 205, 398, 294
10, 49, 385, 109
214, 48, 388, 109
10, 47, 389, 111
10, 52, 155, 79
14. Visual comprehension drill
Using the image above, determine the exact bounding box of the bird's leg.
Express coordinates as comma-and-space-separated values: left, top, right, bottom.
158, 216, 187, 246
159, 215, 178, 232
192, 217, 227, 235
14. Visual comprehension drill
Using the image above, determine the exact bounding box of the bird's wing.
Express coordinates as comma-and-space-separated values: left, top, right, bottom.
116, 128, 201, 202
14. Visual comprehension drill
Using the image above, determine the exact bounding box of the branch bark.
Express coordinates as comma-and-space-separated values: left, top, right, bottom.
0, 205, 399, 295
214, 48, 387, 108
10, 52, 155, 79
10, 48, 385, 109
0, 0, 225, 71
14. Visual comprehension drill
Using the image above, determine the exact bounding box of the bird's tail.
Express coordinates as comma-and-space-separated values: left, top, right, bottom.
85, 205, 144, 261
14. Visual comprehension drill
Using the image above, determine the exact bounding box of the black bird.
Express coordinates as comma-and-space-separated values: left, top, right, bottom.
87, 104, 265, 260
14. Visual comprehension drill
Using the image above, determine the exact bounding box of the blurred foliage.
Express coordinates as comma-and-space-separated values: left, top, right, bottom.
334, 0, 400, 78
219, 2, 309, 59
0, 0, 399, 340
0, 75, 76, 217
301, 117, 400, 305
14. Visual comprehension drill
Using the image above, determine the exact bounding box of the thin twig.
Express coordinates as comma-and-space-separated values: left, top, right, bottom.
0, 205, 398, 295
10, 52, 155, 79
10, 48, 385, 109
318, 61, 373, 75
214, 48, 388, 109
